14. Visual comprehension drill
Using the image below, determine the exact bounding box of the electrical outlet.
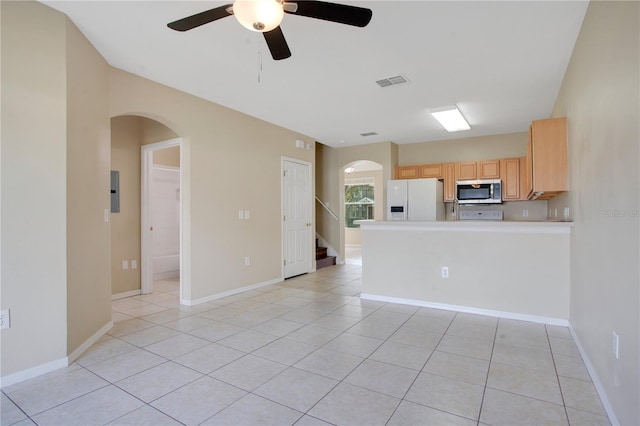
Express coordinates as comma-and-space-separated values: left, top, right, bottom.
441, 267, 449, 278
613, 331, 620, 359
244, 210, 250, 220
238, 210, 244, 220
244, 256, 251, 266
122, 260, 129, 270
131, 260, 137, 269
0, 309, 10, 329
523, 209, 529, 217
554, 208, 558, 218
564, 207, 570, 219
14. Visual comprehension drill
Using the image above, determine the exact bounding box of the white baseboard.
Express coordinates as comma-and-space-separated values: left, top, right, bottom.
0, 320, 114, 389
568, 323, 619, 426
360, 293, 569, 326
154, 270, 179, 281
182, 277, 284, 306
0, 357, 68, 389
112, 289, 141, 300
67, 321, 114, 365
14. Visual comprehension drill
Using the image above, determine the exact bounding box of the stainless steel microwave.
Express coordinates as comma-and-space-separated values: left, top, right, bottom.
456, 179, 502, 204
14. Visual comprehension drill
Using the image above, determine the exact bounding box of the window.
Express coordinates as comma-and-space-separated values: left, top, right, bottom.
345, 178, 374, 228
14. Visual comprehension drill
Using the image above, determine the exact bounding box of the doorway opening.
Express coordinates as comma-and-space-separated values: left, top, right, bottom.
141, 139, 182, 296
342, 160, 383, 265
282, 157, 313, 278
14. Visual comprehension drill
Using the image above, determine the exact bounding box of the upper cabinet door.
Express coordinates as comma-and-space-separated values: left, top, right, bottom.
443, 163, 456, 202
478, 160, 500, 179
525, 117, 568, 200
500, 157, 521, 200
456, 162, 477, 181
420, 163, 443, 179
396, 166, 419, 179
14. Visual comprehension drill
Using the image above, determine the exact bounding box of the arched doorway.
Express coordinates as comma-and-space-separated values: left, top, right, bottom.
342, 160, 383, 265
110, 115, 185, 303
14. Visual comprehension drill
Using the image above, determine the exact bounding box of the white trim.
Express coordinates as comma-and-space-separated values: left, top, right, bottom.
360, 293, 569, 326
358, 220, 572, 234
152, 164, 179, 172
568, 323, 619, 426
0, 358, 69, 389
182, 277, 284, 306
153, 270, 179, 281
67, 321, 113, 365
112, 290, 141, 300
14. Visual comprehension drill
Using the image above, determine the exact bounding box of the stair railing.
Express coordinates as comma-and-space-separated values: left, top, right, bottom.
315, 196, 339, 222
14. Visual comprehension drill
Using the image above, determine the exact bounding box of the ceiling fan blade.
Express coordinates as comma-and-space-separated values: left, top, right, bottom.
263, 26, 292, 60
167, 4, 233, 31
285, 1, 372, 27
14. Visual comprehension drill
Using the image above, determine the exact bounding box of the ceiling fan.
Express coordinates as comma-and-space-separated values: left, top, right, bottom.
167, 0, 372, 60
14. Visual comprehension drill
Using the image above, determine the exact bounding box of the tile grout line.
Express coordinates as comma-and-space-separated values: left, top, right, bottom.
382, 310, 459, 425
546, 323, 572, 426
475, 316, 500, 425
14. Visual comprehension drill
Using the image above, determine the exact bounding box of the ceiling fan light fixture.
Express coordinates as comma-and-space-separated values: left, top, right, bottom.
429, 105, 471, 132
233, 0, 284, 32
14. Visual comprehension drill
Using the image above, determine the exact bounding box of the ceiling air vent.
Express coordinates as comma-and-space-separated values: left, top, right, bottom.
375, 74, 408, 88
360, 132, 378, 137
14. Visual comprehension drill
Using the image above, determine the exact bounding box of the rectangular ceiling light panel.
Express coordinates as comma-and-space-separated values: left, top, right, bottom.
429, 105, 471, 132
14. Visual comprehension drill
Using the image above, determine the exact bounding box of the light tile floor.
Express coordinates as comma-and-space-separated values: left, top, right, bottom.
2, 267, 610, 426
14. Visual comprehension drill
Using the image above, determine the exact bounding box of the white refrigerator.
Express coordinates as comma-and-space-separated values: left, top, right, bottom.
387, 178, 445, 221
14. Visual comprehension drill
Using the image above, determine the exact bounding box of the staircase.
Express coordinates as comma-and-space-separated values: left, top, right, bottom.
316, 239, 336, 270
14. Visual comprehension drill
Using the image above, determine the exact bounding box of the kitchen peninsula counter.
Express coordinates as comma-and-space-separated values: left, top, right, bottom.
358, 220, 571, 324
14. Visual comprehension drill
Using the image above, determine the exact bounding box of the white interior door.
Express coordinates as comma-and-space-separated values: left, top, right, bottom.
283, 159, 312, 278
150, 166, 180, 280
141, 138, 182, 295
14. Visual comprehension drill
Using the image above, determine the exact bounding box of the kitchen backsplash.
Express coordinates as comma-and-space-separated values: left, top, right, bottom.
445, 200, 549, 221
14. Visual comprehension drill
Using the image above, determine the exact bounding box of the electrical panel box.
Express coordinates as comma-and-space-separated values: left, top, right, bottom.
110, 170, 120, 213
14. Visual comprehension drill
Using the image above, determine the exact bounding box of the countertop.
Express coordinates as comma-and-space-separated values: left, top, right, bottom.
357, 220, 572, 234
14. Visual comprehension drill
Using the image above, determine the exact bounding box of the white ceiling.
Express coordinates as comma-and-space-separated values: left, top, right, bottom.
42, 1, 588, 148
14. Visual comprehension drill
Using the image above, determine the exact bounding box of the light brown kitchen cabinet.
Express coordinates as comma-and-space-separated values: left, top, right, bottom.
456, 162, 477, 180
443, 163, 456, 202
519, 157, 528, 201
396, 165, 419, 179
500, 157, 522, 200
420, 163, 443, 179
525, 117, 568, 200
478, 160, 500, 179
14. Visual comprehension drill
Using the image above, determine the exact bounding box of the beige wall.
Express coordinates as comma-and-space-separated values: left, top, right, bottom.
141, 118, 178, 145
65, 18, 112, 355
109, 69, 315, 302
1, 1, 69, 376
154, 146, 180, 167
111, 116, 143, 295
398, 132, 528, 165
550, 2, 639, 424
